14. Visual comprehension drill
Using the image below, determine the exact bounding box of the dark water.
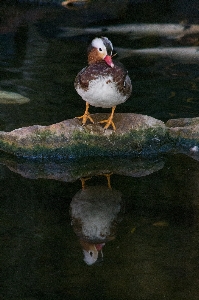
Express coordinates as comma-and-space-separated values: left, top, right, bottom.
1, 153, 199, 300
1, 2, 199, 300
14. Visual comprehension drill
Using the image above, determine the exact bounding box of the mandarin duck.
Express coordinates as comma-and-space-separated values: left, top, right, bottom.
74, 37, 132, 130
70, 175, 123, 265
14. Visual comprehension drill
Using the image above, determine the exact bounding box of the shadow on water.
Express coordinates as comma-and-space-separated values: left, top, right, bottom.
1, 1, 199, 299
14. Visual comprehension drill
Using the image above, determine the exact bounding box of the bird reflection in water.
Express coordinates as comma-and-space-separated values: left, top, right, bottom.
70, 174, 123, 265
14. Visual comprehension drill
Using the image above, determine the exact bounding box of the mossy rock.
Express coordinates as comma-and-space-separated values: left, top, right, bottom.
166, 117, 199, 150
0, 113, 168, 160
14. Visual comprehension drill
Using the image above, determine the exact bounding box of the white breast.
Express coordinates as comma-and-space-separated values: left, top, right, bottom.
76, 75, 127, 108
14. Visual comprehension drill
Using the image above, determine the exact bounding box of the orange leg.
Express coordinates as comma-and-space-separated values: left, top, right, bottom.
76, 102, 94, 125
99, 106, 116, 130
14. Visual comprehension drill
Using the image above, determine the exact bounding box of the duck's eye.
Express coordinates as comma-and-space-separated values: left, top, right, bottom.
89, 251, 93, 257
99, 48, 102, 52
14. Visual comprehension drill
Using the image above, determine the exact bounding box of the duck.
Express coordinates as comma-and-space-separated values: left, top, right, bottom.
70, 175, 123, 265
74, 37, 132, 130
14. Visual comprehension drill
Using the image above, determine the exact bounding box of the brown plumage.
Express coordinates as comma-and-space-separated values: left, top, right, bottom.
74, 37, 132, 130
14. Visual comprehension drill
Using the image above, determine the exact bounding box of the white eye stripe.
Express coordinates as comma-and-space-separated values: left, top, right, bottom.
91, 38, 106, 51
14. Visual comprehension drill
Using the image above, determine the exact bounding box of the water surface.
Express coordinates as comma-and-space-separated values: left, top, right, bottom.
1, 153, 199, 299
1, 2, 199, 299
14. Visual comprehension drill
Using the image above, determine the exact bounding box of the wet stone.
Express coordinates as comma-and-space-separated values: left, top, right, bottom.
0, 113, 167, 159
166, 117, 199, 150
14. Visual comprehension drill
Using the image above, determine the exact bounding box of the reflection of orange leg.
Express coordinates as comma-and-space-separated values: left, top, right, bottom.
100, 173, 113, 189
106, 173, 112, 189
99, 106, 116, 130
80, 177, 91, 190
76, 102, 94, 125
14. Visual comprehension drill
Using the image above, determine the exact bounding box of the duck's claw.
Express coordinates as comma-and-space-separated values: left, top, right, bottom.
99, 118, 116, 131
98, 106, 116, 131
76, 113, 94, 125
76, 102, 94, 125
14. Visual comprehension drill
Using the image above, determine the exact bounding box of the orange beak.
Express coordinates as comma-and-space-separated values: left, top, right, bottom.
104, 55, 114, 68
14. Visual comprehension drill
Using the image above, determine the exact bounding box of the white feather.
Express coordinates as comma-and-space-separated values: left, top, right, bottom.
92, 38, 106, 51
76, 76, 127, 108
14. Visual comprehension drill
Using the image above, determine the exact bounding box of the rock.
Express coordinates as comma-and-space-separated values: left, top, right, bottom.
0, 155, 165, 182
166, 117, 199, 150
0, 113, 167, 159
166, 117, 199, 128
0, 91, 30, 104
60, 24, 199, 39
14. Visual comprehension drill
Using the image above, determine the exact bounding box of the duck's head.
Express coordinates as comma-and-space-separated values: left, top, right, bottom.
87, 37, 114, 68
80, 240, 105, 265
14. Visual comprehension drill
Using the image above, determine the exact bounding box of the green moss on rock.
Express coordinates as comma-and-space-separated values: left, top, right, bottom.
166, 117, 199, 151
0, 113, 168, 159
